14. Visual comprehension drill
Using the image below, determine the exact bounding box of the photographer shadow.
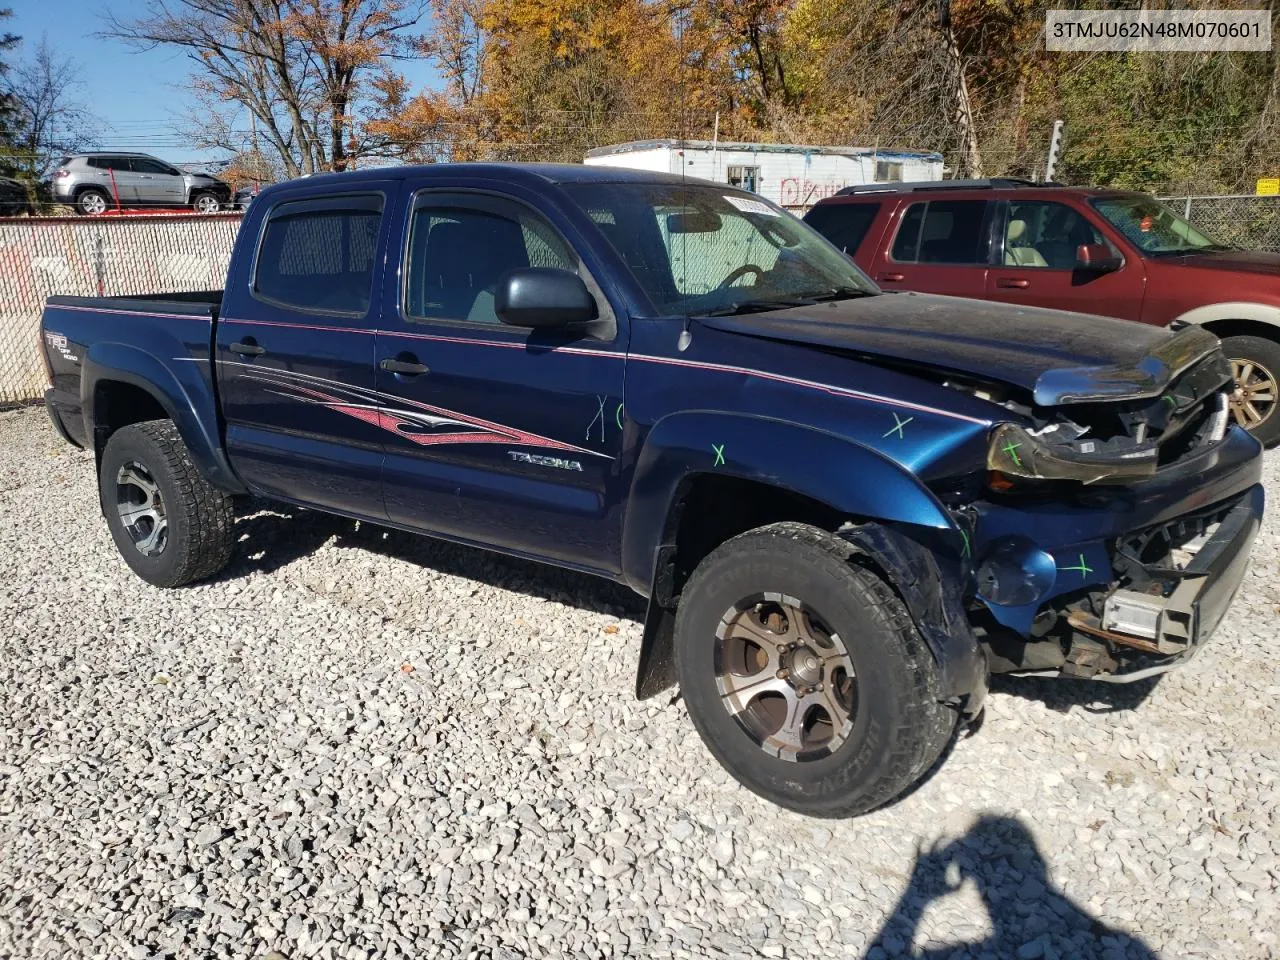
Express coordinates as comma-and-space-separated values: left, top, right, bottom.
864, 815, 1160, 959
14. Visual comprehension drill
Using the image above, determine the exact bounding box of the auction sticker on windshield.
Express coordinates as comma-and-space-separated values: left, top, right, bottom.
724, 195, 779, 216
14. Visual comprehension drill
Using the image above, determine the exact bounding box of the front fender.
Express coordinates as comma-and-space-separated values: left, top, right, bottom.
82, 342, 246, 494
1173, 301, 1280, 329
621, 410, 959, 593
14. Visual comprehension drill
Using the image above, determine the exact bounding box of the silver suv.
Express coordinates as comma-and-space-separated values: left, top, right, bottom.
49, 153, 231, 216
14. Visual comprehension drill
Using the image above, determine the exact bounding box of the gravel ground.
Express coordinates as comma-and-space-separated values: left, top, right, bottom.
1, 404, 1278, 960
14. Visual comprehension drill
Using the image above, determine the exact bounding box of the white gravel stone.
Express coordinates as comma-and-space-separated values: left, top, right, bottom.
1, 405, 1277, 959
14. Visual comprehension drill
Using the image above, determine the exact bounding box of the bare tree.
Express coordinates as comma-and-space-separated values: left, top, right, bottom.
0, 6, 22, 171
103, 0, 425, 177
2, 35, 97, 177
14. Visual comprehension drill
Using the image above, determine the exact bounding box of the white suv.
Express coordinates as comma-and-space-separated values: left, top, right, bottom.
49, 153, 231, 215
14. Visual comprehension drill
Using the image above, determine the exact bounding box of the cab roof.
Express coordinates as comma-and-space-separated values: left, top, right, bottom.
285, 162, 724, 190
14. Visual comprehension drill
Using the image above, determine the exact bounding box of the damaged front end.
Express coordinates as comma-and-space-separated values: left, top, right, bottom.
957, 327, 1264, 681
986, 327, 1233, 486
980, 487, 1262, 681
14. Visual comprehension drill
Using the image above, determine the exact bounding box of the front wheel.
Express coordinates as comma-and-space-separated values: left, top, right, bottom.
99, 420, 235, 587
191, 191, 221, 214
674, 522, 956, 818
1220, 334, 1280, 448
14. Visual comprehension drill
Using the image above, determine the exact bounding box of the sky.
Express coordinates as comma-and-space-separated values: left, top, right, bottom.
6, 0, 443, 165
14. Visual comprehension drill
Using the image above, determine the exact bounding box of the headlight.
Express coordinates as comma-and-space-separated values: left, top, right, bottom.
986, 422, 1157, 487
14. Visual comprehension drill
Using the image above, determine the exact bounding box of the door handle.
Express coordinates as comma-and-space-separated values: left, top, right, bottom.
228, 340, 266, 357
380, 357, 430, 376
879, 273, 906, 282
996, 278, 1030, 289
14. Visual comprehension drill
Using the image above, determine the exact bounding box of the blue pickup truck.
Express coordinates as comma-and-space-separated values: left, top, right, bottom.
40, 164, 1263, 817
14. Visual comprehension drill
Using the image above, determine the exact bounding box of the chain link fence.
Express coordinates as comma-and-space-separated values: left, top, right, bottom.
1158, 194, 1280, 252
2, 194, 1277, 404
0, 214, 242, 405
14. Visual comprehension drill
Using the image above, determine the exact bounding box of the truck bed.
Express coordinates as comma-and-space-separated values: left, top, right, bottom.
41, 292, 225, 462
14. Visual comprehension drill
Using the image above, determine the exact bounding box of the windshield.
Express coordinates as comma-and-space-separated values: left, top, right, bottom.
1091, 195, 1227, 256
563, 182, 877, 314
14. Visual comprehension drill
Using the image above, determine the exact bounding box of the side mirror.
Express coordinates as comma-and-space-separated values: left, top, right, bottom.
495, 267, 597, 329
1076, 243, 1122, 273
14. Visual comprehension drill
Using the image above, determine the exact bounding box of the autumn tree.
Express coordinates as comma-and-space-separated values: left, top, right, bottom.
105, 0, 425, 176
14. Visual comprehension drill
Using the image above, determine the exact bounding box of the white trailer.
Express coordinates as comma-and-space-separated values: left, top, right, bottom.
584, 140, 945, 211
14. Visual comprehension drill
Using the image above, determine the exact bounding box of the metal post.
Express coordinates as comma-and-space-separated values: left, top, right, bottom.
1184, 196, 1193, 219
95, 234, 105, 297
1044, 120, 1065, 182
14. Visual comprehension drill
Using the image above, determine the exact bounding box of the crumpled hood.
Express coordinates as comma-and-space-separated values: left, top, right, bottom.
695, 292, 1220, 406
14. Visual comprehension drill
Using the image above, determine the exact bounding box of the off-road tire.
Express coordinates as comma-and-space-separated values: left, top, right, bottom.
1219, 334, 1280, 448
75, 188, 110, 216
99, 420, 235, 587
674, 522, 956, 818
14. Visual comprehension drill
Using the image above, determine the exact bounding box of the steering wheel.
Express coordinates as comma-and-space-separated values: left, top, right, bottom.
716, 264, 765, 290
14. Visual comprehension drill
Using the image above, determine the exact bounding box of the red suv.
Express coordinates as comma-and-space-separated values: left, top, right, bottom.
804, 178, 1280, 446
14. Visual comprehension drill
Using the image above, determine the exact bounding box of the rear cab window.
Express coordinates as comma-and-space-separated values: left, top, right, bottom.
890, 199, 992, 264
803, 202, 882, 255
253, 194, 385, 316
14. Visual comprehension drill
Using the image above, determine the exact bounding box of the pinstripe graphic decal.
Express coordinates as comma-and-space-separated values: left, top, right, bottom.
53, 303, 210, 322
230, 363, 613, 459
216, 317, 991, 427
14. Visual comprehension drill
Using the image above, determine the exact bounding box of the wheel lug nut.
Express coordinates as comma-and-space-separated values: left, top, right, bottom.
776, 668, 789, 679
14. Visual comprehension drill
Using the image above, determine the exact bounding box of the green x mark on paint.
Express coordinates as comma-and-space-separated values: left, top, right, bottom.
1001, 439, 1023, 467
883, 412, 914, 439
615, 403, 624, 430
712, 443, 725, 466
959, 529, 971, 558
1057, 553, 1094, 578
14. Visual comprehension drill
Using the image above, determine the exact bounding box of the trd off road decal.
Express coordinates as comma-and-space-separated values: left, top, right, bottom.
232, 364, 611, 460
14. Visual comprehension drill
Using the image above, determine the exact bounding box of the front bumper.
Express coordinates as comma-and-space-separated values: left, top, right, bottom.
974, 426, 1263, 681
1070, 484, 1262, 682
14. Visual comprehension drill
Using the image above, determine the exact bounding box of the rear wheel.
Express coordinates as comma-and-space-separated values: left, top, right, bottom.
99, 420, 235, 587
1220, 334, 1280, 448
76, 188, 109, 216
674, 522, 956, 818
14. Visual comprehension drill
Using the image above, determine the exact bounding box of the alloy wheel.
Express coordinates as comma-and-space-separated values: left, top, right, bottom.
1229, 357, 1277, 430
115, 461, 168, 557
714, 594, 858, 762
194, 194, 220, 214
80, 192, 107, 215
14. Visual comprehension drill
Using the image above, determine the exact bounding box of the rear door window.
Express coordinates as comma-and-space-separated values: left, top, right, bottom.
890, 199, 991, 264
803, 202, 881, 255
89, 157, 133, 171
254, 195, 384, 316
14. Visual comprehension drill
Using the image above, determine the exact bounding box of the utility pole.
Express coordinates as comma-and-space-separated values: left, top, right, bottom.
1044, 120, 1065, 182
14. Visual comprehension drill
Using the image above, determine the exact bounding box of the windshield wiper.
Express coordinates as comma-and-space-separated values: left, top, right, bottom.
803, 285, 875, 302
697, 297, 816, 317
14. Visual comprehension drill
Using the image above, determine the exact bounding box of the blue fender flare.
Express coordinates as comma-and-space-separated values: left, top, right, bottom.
621, 410, 957, 592
81, 342, 246, 494
623, 411, 986, 711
